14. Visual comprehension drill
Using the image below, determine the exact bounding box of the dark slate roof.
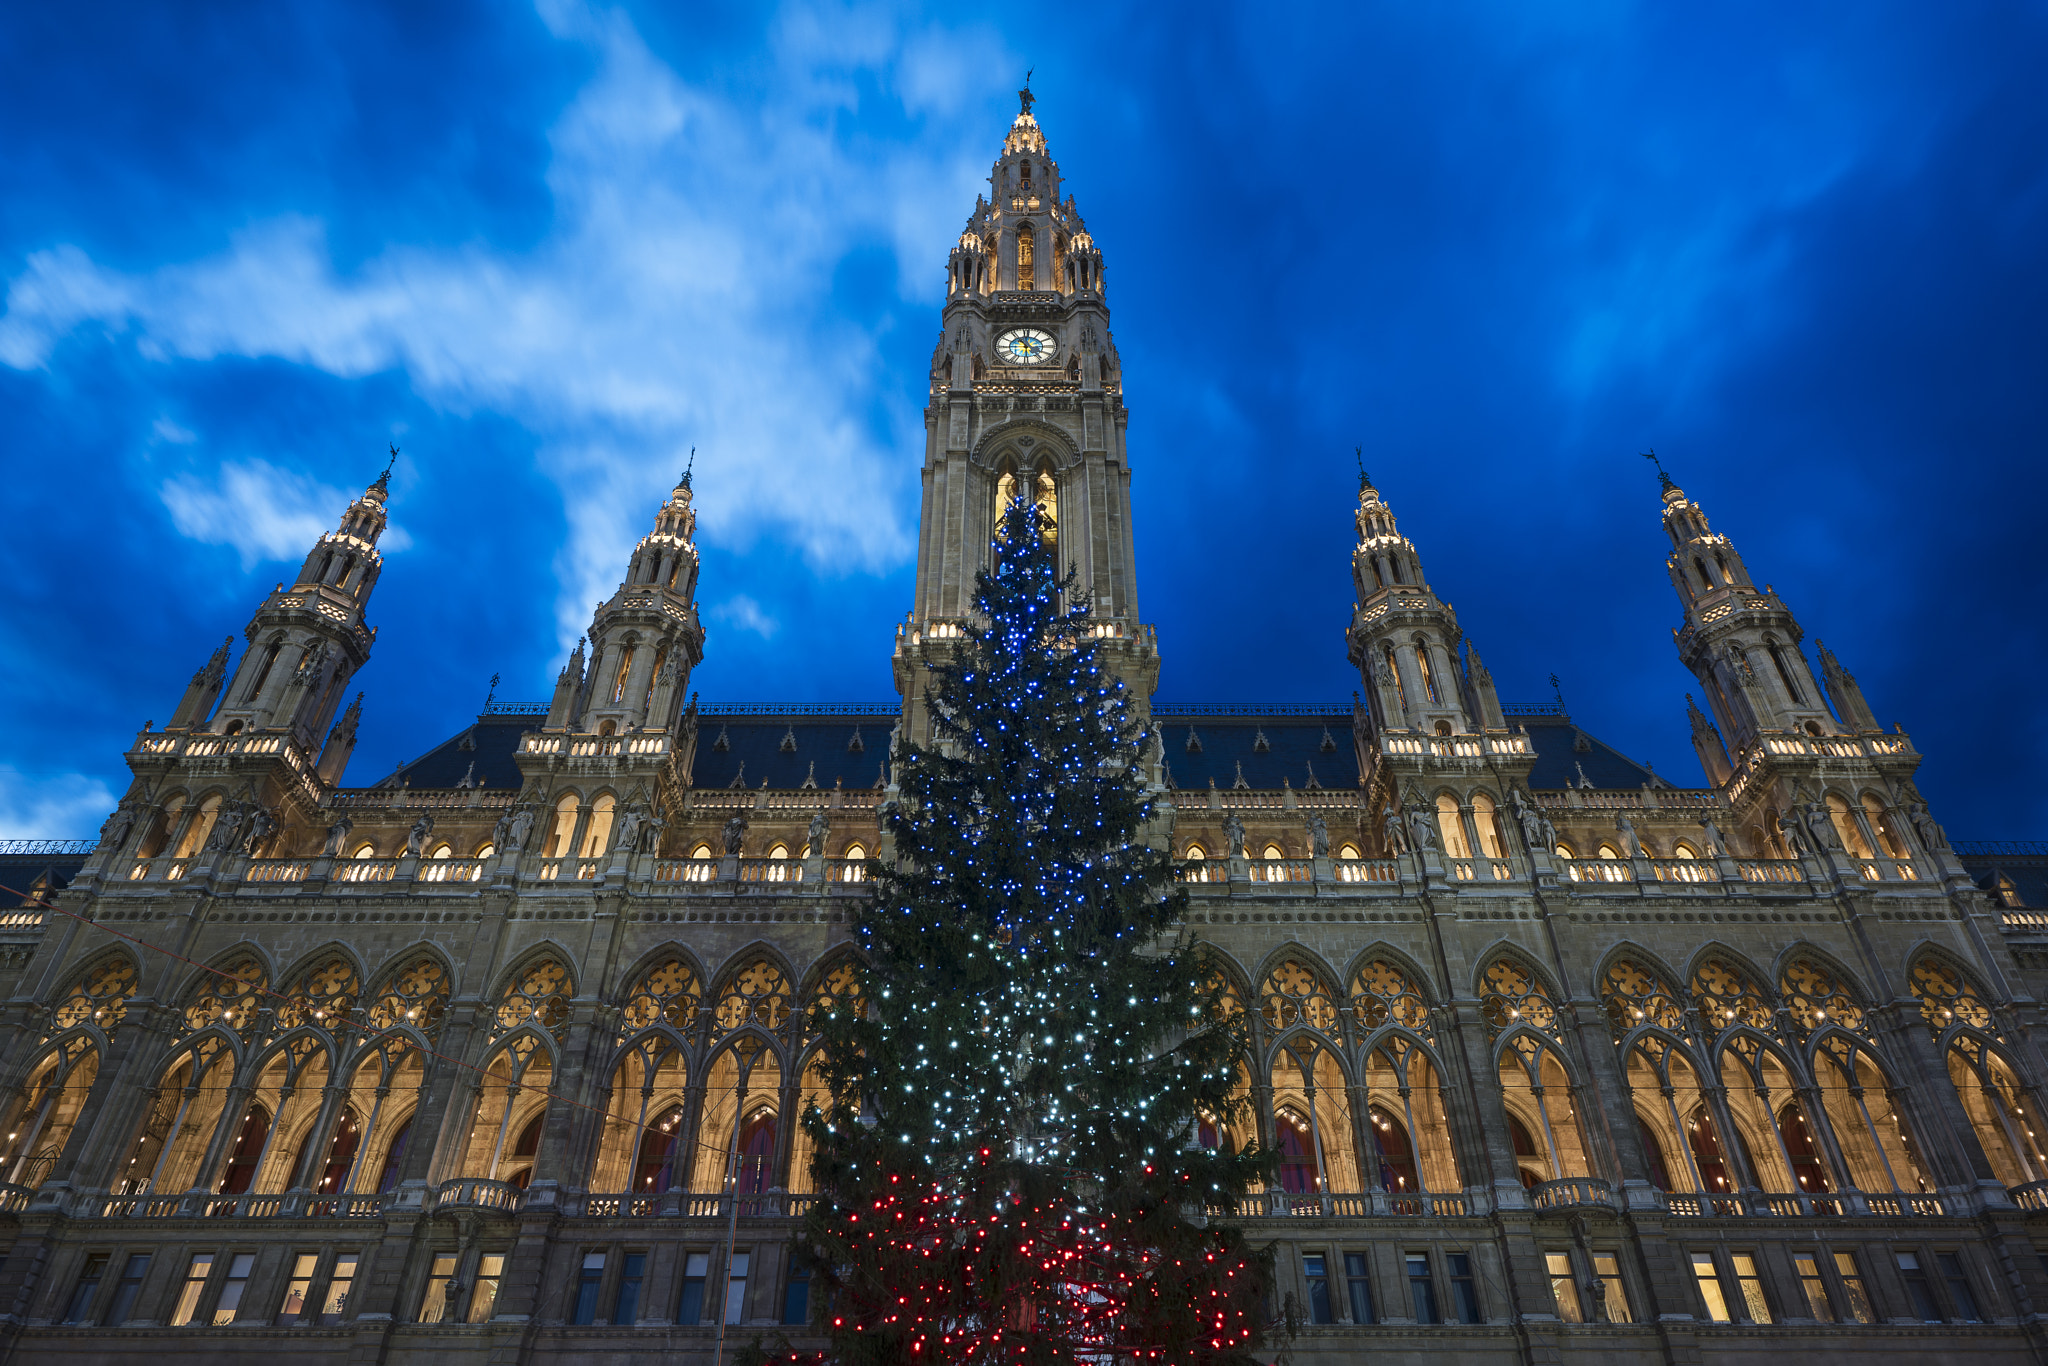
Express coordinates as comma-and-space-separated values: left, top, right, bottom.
1154, 715, 1356, 793
384, 713, 532, 791
0, 850, 90, 906
692, 716, 893, 792
1957, 845, 2048, 909
1518, 713, 1663, 791
376, 704, 1669, 797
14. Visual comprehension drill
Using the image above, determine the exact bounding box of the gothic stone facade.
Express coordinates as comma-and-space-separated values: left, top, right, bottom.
3, 100, 2047, 1366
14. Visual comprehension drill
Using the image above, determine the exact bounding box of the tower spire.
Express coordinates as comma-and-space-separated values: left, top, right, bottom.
1641, 447, 1675, 493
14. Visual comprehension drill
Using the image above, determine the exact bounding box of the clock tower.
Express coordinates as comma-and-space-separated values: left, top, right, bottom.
894, 86, 1157, 741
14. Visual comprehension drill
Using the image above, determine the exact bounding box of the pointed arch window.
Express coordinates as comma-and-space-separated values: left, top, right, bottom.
1383, 643, 1408, 711
1259, 959, 1342, 1034
1350, 959, 1431, 1039
1434, 794, 1471, 860
366, 955, 450, 1037
633, 1105, 688, 1192
1412, 639, 1441, 704
711, 960, 793, 1040
1689, 958, 1772, 1037
1779, 957, 1864, 1036
495, 960, 571, 1037
1016, 222, 1035, 290
806, 960, 866, 1042
217, 1104, 272, 1195
1479, 960, 1556, 1036
544, 795, 580, 859
1862, 794, 1908, 858
1471, 793, 1505, 859
1767, 642, 1806, 704
737, 1108, 778, 1195
1909, 958, 1993, 1033
243, 644, 281, 702
621, 958, 703, 1038
185, 956, 267, 1036
609, 646, 636, 704
53, 958, 138, 1033
279, 956, 358, 1032
1601, 958, 1682, 1037
173, 795, 222, 859
1274, 1105, 1321, 1194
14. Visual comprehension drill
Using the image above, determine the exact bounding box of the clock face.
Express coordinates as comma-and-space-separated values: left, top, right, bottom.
997, 327, 1057, 365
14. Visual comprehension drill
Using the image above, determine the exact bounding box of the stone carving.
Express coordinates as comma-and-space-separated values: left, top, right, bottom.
1407, 803, 1439, 852
807, 810, 830, 855
97, 806, 135, 853
1906, 802, 1950, 853
204, 804, 245, 854
614, 807, 643, 857
508, 808, 534, 852
1536, 811, 1558, 854
1777, 809, 1809, 857
1725, 642, 1758, 686
242, 808, 277, 857
1221, 814, 1246, 860
1614, 813, 1643, 859
1381, 806, 1409, 855
1306, 814, 1329, 858
1698, 817, 1726, 858
722, 814, 749, 856
322, 815, 354, 856
1508, 789, 1544, 851
405, 815, 435, 858
1803, 802, 1843, 851
638, 812, 666, 854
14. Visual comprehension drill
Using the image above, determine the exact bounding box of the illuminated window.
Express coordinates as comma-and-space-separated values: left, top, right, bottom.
1017, 222, 1035, 289
1768, 642, 1806, 704
1471, 793, 1505, 859
1862, 794, 1907, 857
1435, 794, 1470, 859
1826, 793, 1874, 860
610, 646, 636, 703
1413, 640, 1442, 704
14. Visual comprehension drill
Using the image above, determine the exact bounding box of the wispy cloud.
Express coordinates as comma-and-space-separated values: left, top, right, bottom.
161, 459, 411, 568
0, 767, 115, 840
0, 0, 1011, 647
712, 594, 779, 639
152, 416, 196, 444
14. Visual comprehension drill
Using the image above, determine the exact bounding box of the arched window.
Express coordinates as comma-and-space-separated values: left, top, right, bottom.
495, 960, 572, 1037
185, 956, 266, 1035
1553, 842, 1577, 860
711, 960, 794, 1040
1777, 1100, 1830, 1193
545, 795, 580, 859
173, 795, 222, 859
1337, 842, 1360, 860
621, 958, 703, 1035
1434, 794, 1470, 859
1779, 957, 1863, 1035
1826, 794, 1874, 860
53, 958, 139, 1033
1471, 793, 1505, 859
633, 1106, 687, 1192
737, 1109, 778, 1194
1506, 1113, 1545, 1188
1017, 222, 1035, 290
1689, 958, 1772, 1037
1601, 958, 1683, 1036
1366, 1105, 1417, 1192
1695, 557, 1715, 590
375, 1117, 413, 1193
504, 1109, 547, 1189
1389, 556, 1405, 584
580, 794, 616, 859
427, 843, 452, 860
1637, 1115, 1674, 1191
297, 1105, 362, 1195
609, 646, 636, 704
1034, 467, 1058, 541
1183, 843, 1206, 861
1274, 1106, 1320, 1194
1767, 642, 1806, 704
243, 644, 281, 702
217, 1104, 272, 1195
1862, 794, 1907, 857
1413, 640, 1442, 704
1383, 643, 1407, 710
1596, 842, 1621, 860
1685, 1103, 1738, 1193
366, 956, 450, 1037
351, 842, 376, 859
1259, 960, 1341, 1034
1672, 841, 1700, 860
994, 466, 1017, 520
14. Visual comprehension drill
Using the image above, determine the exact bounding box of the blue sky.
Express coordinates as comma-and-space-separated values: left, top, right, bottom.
1, 1, 2044, 838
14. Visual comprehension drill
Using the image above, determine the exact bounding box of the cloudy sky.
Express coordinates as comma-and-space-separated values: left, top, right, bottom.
2, 1, 2043, 839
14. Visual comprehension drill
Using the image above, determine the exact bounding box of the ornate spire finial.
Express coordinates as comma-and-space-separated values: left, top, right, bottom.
1549, 672, 1569, 715
371, 443, 398, 495
1641, 447, 1675, 493
1019, 69, 1034, 115
1355, 444, 1371, 494
679, 446, 695, 492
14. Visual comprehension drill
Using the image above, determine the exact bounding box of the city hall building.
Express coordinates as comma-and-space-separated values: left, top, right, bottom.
1, 96, 2045, 1365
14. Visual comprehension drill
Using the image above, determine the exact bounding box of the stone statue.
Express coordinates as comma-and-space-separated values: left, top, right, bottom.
1407, 804, 1439, 852
1536, 811, 1558, 853
1699, 816, 1727, 857
1306, 814, 1329, 858
405, 814, 435, 858
322, 814, 354, 856
1907, 802, 1949, 852
97, 805, 135, 853
613, 806, 643, 857
722, 814, 748, 856
1614, 813, 1643, 858
204, 804, 245, 853
1508, 789, 1544, 850
1777, 809, 1809, 857
1381, 806, 1409, 855
506, 808, 535, 852
490, 810, 514, 851
807, 810, 830, 855
1221, 813, 1246, 860
639, 811, 666, 854
242, 808, 277, 856
1803, 802, 1843, 851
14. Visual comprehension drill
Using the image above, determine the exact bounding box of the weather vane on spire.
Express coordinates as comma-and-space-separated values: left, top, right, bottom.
1019, 69, 1034, 116
372, 442, 398, 493
1640, 447, 1675, 492
680, 446, 695, 491
1355, 444, 1370, 494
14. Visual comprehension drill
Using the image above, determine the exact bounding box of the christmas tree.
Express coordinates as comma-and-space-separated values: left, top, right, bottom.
783, 496, 1276, 1364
